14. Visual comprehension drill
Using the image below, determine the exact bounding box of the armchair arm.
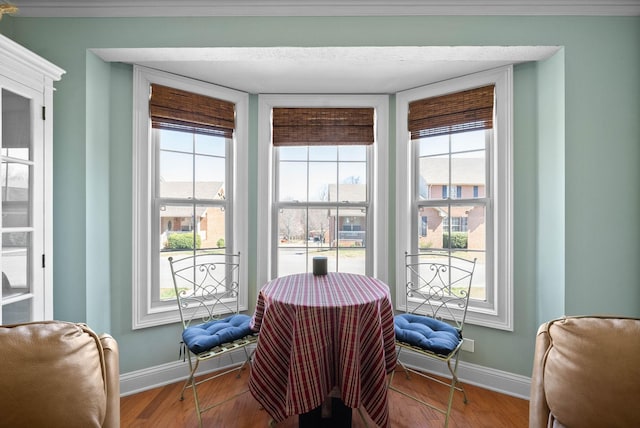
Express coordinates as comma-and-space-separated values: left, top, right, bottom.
529, 322, 552, 428
100, 334, 120, 428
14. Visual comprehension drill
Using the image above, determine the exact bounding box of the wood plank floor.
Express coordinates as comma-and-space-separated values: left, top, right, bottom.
121, 366, 529, 427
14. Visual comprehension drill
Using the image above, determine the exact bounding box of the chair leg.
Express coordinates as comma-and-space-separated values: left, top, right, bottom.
188, 359, 204, 428
182, 355, 258, 427
395, 347, 413, 380
179, 343, 256, 427
442, 354, 467, 428
388, 349, 468, 428
180, 355, 198, 401
443, 378, 455, 428
357, 407, 370, 428
447, 355, 468, 403
236, 346, 255, 378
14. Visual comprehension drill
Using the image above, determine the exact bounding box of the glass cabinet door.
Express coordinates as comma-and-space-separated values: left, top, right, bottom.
1, 83, 45, 324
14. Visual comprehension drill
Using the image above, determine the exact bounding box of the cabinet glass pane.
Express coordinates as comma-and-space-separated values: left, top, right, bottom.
2, 299, 31, 325
2, 89, 31, 160
1, 87, 35, 323
1, 161, 31, 227
1, 232, 31, 297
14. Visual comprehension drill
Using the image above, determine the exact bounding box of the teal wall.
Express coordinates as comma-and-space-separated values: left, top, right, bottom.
536, 50, 566, 323
85, 51, 112, 330
1, 16, 638, 378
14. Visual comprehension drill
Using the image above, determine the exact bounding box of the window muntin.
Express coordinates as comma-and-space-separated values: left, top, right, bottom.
158, 131, 227, 200
275, 144, 370, 276
397, 66, 513, 331
155, 129, 230, 302
133, 66, 248, 329
416, 129, 488, 301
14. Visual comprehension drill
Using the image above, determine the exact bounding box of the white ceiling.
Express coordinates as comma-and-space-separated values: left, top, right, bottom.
93, 46, 560, 94
13, 1, 617, 93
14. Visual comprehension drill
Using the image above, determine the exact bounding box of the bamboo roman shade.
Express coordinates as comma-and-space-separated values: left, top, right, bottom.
408, 84, 495, 139
272, 107, 374, 146
150, 84, 235, 138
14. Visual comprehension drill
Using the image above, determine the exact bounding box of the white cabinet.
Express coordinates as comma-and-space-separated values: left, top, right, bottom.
0, 34, 64, 323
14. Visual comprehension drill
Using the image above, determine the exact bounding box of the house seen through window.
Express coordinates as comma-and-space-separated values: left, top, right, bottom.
156, 128, 230, 299
417, 129, 487, 299
273, 107, 373, 276
276, 145, 370, 275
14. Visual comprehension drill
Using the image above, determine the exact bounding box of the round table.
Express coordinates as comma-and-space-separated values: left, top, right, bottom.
249, 272, 396, 428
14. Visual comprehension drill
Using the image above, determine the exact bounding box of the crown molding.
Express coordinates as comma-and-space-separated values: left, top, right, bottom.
0, 33, 65, 81
10, 0, 640, 18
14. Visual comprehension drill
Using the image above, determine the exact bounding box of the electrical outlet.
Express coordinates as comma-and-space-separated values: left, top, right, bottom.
461, 338, 474, 352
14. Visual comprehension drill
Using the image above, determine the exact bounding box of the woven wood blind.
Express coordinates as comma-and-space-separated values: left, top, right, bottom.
272, 107, 374, 146
408, 84, 495, 139
150, 84, 235, 138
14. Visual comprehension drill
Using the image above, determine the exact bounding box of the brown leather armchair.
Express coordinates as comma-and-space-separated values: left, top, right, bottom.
0, 320, 120, 427
529, 315, 640, 428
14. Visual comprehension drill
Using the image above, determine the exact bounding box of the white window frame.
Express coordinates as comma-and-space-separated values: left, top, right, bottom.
257, 94, 388, 287
132, 66, 249, 329
396, 66, 514, 331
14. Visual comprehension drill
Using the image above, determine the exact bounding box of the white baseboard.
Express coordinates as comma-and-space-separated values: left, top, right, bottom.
120, 346, 531, 400
397, 351, 531, 400
120, 347, 253, 397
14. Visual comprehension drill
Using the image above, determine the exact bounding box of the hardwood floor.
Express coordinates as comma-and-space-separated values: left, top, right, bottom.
121, 367, 529, 427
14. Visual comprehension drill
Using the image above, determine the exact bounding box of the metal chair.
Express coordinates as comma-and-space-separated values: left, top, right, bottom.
389, 250, 476, 428
168, 252, 258, 428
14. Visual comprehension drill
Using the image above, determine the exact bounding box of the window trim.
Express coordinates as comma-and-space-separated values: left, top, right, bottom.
132, 66, 249, 329
396, 66, 513, 331
257, 94, 389, 288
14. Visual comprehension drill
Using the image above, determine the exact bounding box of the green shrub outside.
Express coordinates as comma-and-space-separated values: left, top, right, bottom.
166, 233, 201, 250
443, 232, 468, 249
216, 238, 225, 248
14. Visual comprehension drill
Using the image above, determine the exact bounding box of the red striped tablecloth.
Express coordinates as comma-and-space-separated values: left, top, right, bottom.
249, 272, 396, 427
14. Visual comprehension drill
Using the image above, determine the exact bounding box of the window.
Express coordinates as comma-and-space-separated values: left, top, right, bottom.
444, 217, 469, 232
257, 95, 388, 286
396, 66, 513, 330
132, 66, 248, 329
273, 107, 373, 276
419, 216, 428, 237
442, 185, 462, 199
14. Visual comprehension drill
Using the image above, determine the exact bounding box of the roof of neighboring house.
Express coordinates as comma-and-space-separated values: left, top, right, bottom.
159, 181, 223, 218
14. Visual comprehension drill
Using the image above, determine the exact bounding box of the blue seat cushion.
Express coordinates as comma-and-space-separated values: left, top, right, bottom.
182, 314, 253, 354
394, 313, 462, 356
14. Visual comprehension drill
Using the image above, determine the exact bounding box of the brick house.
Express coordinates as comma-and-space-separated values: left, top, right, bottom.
159, 181, 226, 249
418, 157, 485, 250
